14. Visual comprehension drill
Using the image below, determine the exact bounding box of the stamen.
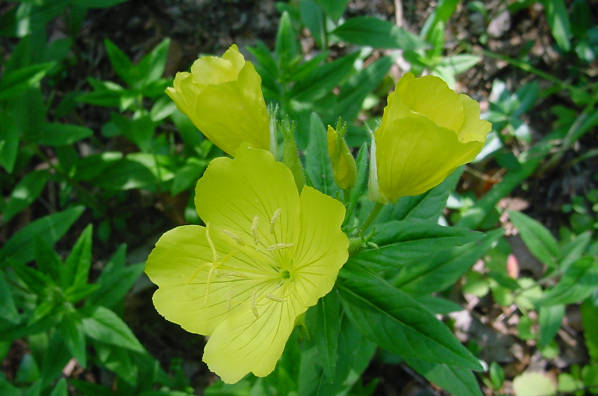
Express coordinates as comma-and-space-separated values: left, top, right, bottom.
251, 216, 260, 245
266, 294, 284, 302
204, 264, 216, 304
251, 289, 259, 318
266, 242, 294, 251
222, 229, 245, 246
205, 222, 218, 262
269, 208, 281, 234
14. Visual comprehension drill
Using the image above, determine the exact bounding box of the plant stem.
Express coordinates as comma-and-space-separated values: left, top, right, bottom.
358, 202, 384, 236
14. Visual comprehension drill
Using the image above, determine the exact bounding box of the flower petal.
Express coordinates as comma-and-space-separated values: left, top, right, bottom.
202, 296, 300, 383
376, 115, 483, 201
387, 73, 465, 133
458, 94, 492, 143
195, 147, 300, 262
146, 225, 273, 335
291, 186, 348, 307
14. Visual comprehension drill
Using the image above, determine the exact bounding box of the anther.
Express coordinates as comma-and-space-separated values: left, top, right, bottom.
251, 216, 260, 245
266, 294, 284, 302
251, 289, 259, 318
205, 222, 218, 262
269, 208, 281, 234
266, 242, 294, 251
222, 229, 245, 246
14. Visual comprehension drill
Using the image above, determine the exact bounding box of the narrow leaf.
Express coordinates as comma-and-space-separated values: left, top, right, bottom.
82, 306, 143, 352
0, 206, 85, 266
338, 263, 482, 370
333, 17, 426, 50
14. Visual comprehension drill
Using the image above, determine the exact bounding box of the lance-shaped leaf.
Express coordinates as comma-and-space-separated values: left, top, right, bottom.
539, 256, 598, 306
338, 262, 482, 370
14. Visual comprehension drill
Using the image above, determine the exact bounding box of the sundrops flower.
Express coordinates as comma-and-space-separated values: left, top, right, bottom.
370, 72, 491, 203
165, 44, 270, 156
145, 147, 348, 383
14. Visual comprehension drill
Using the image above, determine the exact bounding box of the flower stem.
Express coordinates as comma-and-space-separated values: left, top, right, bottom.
358, 202, 384, 236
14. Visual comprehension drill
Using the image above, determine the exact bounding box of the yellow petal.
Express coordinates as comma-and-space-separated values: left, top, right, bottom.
375, 115, 482, 201
146, 225, 273, 335
195, 147, 300, 263
384, 72, 465, 133
165, 44, 270, 155
291, 186, 348, 307
202, 295, 300, 383
458, 94, 492, 143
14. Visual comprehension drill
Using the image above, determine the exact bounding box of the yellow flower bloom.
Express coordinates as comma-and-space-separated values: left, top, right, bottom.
145, 147, 348, 383
371, 72, 491, 203
165, 44, 270, 156
327, 125, 357, 190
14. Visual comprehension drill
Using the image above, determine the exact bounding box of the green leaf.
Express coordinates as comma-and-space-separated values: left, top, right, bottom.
306, 290, 340, 383
315, 0, 348, 21
539, 305, 564, 347
304, 113, 339, 196
0, 271, 20, 324
333, 17, 426, 50
330, 56, 392, 125
581, 299, 598, 362
436, 54, 481, 75
414, 295, 463, 315
380, 167, 463, 223
513, 371, 556, 396
82, 306, 143, 352
25, 122, 91, 147
76, 0, 129, 7
74, 151, 123, 181
0, 206, 85, 266
509, 210, 559, 269
405, 358, 482, 396
3, 170, 49, 222
49, 378, 67, 396
289, 51, 359, 102
420, 0, 459, 39
338, 263, 482, 370
544, 0, 572, 51
352, 221, 483, 272
489, 361, 505, 390
275, 12, 298, 70
16, 354, 40, 385
136, 38, 170, 89
0, 62, 55, 100
60, 313, 87, 368
111, 113, 155, 152
95, 153, 174, 190
0, 108, 20, 173
69, 379, 115, 396
171, 158, 208, 195
559, 230, 591, 270
540, 256, 598, 306
0, 1, 68, 37
104, 39, 134, 86
300, 0, 326, 49
62, 225, 93, 289
87, 261, 144, 309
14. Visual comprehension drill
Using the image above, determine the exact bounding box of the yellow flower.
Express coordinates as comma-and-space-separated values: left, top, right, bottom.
165, 44, 270, 156
145, 147, 348, 383
371, 72, 491, 203
327, 125, 357, 190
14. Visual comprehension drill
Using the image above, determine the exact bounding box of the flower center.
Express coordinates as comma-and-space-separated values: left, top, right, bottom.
281, 269, 290, 279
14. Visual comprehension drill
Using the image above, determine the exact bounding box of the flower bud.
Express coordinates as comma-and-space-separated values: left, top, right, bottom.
371, 72, 491, 203
166, 44, 270, 156
327, 125, 357, 190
